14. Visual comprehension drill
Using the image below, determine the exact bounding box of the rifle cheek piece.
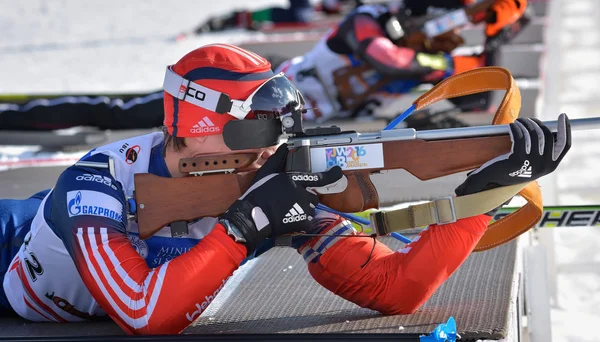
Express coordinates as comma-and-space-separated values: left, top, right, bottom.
222, 119, 283, 150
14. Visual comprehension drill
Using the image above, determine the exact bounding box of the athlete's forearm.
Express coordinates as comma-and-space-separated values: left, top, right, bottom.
302, 215, 490, 314
73, 224, 246, 334
357, 37, 452, 82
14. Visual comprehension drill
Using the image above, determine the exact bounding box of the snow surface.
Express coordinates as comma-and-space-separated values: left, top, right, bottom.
0, 0, 290, 94
1, 1, 599, 341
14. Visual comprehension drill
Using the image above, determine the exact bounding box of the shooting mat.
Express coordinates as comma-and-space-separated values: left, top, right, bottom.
0, 236, 517, 341
184, 236, 518, 341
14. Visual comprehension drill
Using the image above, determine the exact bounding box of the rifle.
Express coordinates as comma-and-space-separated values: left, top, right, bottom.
132, 67, 600, 251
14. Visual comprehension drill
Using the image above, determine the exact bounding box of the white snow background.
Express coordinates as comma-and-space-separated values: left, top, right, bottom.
1, 1, 599, 341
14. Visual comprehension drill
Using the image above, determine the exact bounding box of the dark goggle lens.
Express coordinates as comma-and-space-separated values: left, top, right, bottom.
248, 75, 306, 120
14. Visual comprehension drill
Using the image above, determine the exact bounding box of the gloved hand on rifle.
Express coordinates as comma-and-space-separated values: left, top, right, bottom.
218, 144, 347, 256
455, 114, 572, 203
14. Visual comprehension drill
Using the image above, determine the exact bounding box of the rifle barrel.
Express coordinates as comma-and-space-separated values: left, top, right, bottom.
414, 117, 600, 141
289, 117, 600, 148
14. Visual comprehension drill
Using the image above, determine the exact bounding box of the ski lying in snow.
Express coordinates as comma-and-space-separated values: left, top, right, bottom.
350, 205, 600, 236
0, 127, 109, 148
493, 206, 600, 228
0, 92, 153, 104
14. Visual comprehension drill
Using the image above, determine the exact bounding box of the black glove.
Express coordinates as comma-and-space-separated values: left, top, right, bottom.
219, 144, 347, 255
455, 114, 572, 197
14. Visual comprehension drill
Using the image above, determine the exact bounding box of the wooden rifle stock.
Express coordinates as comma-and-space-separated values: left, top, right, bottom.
134, 135, 511, 239
135, 172, 255, 239
320, 135, 511, 211
178, 153, 258, 173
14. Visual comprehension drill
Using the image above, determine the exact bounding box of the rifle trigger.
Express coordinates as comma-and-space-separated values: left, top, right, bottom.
170, 221, 189, 238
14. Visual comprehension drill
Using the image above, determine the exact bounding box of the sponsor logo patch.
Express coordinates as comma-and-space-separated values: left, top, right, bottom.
119, 143, 129, 154
310, 144, 384, 172
283, 203, 307, 224
45, 292, 99, 320
125, 145, 140, 164
190, 117, 220, 134
291, 174, 319, 182
67, 190, 123, 222
186, 276, 231, 322
127, 235, 149, 259
509, 160, 532, 178
76, 173, 117, 190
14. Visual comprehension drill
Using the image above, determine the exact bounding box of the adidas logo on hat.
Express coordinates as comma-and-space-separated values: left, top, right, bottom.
190, 117, 221, 134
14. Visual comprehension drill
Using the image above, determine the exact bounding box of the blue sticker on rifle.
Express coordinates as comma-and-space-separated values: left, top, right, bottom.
310, 144, 384, 172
